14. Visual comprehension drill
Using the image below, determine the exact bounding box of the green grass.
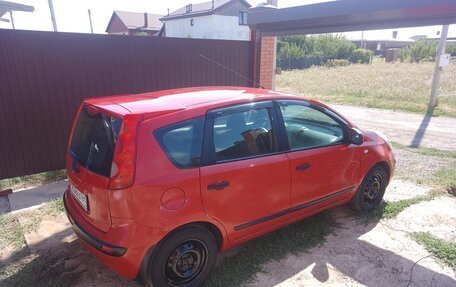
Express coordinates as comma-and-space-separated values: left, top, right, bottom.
204, 212, 336, 287
0, 170, 67, 191
431, 168, 456, 194
0, 214, 26, 249
0, 199, 67, 287
369, 189, 445, 219
0, 198, 65, 250
412, 232, 456, 271
43, 198, 65, 216
276, 62, 456, 117
391, 142, 456, 159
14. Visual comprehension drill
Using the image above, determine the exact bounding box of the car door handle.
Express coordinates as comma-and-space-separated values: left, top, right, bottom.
208, 181, 230, 190
296, 163, 311, 171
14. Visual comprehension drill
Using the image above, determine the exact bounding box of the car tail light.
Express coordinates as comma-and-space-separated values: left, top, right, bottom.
109, 114, 143, 190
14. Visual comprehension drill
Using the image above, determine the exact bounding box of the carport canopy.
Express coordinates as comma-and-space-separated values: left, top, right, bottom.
0, 0, 34, 23
247, 0, 456, 36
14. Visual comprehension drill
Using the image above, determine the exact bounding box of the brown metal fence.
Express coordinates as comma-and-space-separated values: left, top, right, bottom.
0, 29, 253, 180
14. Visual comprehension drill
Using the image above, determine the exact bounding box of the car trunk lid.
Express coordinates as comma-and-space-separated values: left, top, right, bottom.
66, 104, 123, 232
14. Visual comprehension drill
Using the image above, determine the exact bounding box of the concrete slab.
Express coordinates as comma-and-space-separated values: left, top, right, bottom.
9, 180, 68, 213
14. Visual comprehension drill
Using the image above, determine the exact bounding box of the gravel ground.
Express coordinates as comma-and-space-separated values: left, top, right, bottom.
248, 198, 456, 287
392, 147, 456, 183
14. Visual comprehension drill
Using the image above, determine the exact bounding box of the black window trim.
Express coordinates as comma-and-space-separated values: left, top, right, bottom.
202, 100, 283, 166
239, 11, 247, 25
274, 99, 350, 152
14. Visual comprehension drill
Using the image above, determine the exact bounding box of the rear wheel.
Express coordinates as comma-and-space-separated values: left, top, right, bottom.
351, 165, 388, 212
148, 226, 217, 287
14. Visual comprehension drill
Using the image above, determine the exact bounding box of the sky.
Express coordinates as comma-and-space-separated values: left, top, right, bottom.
1, 0, 455, 40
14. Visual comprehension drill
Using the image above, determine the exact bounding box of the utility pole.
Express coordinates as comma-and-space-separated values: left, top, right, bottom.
428, 24, 449, 113
360, 30, 364, 49
9, 11, 15, 29
47, 0, 58, 32
88, 9, 94, 34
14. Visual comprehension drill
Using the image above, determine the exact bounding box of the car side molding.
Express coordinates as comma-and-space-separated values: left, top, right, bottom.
233, 185, 355, 231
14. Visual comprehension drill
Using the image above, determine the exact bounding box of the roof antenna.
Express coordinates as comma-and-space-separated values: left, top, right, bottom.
212, 0, 215, 9
200, 54, 265, 89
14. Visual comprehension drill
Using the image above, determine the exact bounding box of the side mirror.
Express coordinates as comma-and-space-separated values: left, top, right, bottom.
349, 128, 363, 145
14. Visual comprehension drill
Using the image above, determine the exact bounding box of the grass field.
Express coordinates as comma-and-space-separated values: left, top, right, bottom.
276, 61, 456, 117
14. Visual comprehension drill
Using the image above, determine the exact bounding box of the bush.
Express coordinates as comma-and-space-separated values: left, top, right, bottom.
325, 59, 350, 68
398, 47, 411, 62
350, 49, 373, 64
277, 34, 357, 66
446, 42, 456, 56
278, 42, 305, 59
399, 39, 438, 63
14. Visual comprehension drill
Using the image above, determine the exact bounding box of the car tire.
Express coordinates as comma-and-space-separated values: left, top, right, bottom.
351, 165, 388, 212
147, 226, 217, 287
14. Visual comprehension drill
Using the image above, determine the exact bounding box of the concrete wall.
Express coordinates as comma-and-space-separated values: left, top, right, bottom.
165, 15, 250, 41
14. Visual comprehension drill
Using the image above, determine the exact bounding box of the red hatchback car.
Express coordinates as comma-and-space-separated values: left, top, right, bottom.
64, 87, 394, 286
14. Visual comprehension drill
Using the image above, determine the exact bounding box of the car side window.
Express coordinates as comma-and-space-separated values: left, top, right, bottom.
154, 117, 204, 168
280, 104, 344, 150
213, 108, 277, 162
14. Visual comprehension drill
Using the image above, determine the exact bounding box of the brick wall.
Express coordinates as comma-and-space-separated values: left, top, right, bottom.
259, 36, 277, 90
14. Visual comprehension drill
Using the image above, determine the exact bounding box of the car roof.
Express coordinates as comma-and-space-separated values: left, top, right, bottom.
84, 86, 305, 117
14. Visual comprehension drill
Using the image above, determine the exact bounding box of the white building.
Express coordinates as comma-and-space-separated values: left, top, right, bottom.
160, 0, 251, 41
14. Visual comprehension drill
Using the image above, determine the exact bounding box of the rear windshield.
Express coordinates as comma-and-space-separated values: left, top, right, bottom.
69, 106, 122, 177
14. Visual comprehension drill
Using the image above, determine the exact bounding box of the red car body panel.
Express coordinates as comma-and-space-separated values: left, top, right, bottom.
63, 87, 395, 281
66, 156, 112, 232
200, 154, 291, 242
286, 145, 360, 216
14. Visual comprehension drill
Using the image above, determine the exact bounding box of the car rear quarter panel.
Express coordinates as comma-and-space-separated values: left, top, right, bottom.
132, 111, 229, 243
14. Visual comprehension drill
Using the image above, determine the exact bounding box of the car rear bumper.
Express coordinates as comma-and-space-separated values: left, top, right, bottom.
63, 187, 162, 280
64, 195, 127, 257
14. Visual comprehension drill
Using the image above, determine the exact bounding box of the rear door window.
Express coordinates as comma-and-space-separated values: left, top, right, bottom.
154, 117, 205, 168
212, 108, 277, 162
69, 106, 122, 177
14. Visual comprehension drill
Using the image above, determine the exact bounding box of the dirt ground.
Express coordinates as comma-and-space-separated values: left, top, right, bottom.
247, 193, 456, 287
1, 148, 455, 286
330, 104, 456, 151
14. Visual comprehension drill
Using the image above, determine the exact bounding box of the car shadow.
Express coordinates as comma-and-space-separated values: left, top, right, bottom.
207, 206, 455, 287
0, 227, 139, 287
1, 206, 454, 287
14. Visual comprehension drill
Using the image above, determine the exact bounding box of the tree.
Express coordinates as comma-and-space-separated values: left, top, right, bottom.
277, 34, 356, 61
350, 49, 373, 64
399, 39, 438, 63
278, 42, 305, 59
446, 42, 456, 56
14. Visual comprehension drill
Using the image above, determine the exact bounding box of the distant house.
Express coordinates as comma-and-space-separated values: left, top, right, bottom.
351, 39, 414, 55
160, 0, 251, 41
106, 11, 164, 36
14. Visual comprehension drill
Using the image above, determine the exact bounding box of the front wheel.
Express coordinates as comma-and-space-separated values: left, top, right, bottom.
351, 165, 388, 212
148, 226, 217, 287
